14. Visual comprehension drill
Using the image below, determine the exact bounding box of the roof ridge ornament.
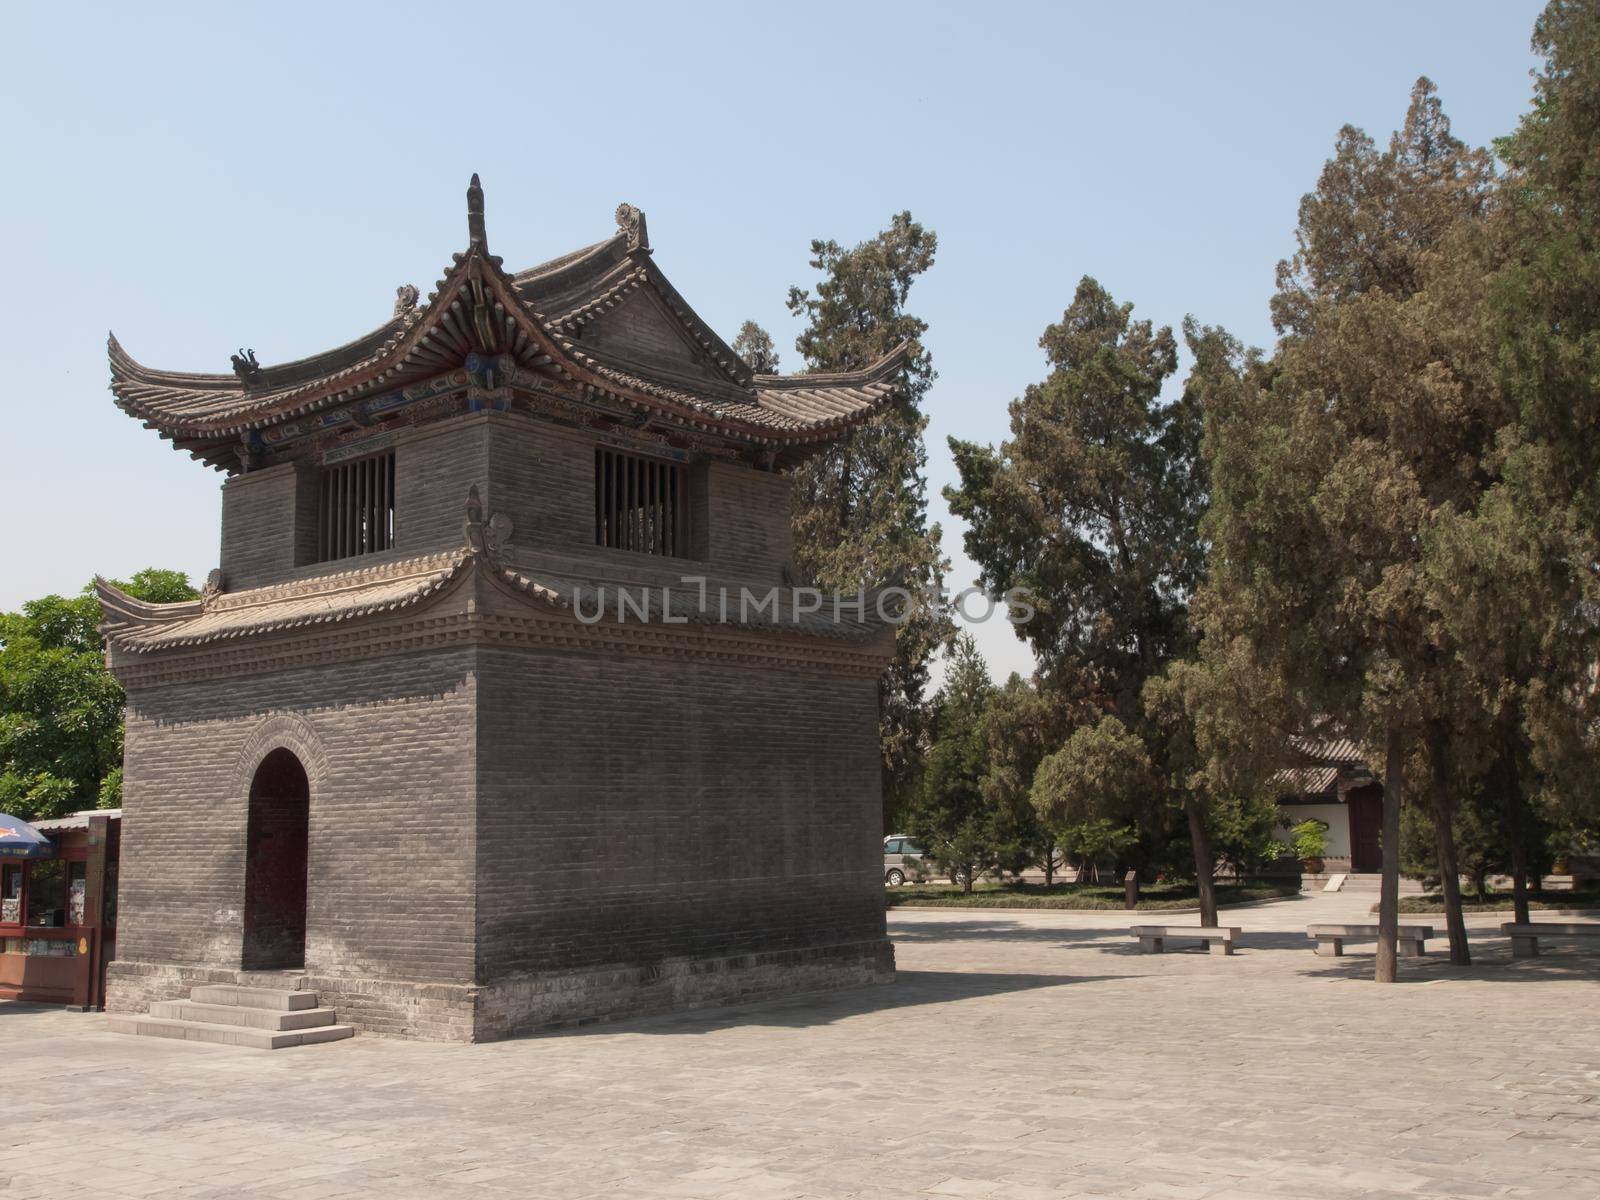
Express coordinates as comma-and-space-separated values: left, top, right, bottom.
393, 283, 419, 318
230, 348, 261, 387
467, 173, 487, 250
615, 203, 649, 254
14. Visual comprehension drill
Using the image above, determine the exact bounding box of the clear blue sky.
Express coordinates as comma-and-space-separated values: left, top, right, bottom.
0, 0, 1546, 683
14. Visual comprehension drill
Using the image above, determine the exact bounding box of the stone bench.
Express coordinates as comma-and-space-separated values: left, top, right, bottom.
1306, 924, 1434, 957
1501, 922, 1600, 957
1130, 925, 1241, 955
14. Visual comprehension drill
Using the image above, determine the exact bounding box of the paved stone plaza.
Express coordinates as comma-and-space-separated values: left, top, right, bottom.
3, 891, 1597, 1199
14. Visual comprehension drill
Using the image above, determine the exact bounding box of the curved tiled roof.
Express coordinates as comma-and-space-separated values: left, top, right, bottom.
107, 180, 908, 470
96, 552, 470, 653
96, 548, 887, 654
1275, 734, 1374, 798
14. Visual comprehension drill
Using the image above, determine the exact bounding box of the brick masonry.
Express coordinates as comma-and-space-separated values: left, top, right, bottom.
107, 409, 895, 1040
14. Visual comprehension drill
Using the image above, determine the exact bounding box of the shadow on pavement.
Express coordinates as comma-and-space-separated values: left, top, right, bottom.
549, 969, 1114, 1039
1293, 941, 1600, 984
888, 918, 1157, 945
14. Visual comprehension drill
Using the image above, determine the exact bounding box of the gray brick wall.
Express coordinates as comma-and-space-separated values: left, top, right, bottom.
115, 648, 478, 984
394, 419, 491, 555
486, 418, 593, 556
696, 459, 793, 580
220, 413, 797, 592
219, 462, 318, 589
473, 648, 886, 991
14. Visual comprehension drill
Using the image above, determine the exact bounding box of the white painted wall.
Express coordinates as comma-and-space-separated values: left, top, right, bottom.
1275, 802, 1351, 859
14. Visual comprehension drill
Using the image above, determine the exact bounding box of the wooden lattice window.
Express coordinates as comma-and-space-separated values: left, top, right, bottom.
595, 447, 688, 556
318, 451, 395, 562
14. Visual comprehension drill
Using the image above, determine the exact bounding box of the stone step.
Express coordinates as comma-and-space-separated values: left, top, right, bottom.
107, 1013, 354, 1050
1335, 875, 1425, 893
189, 984, 320, 1011
150, 999, 339, 1031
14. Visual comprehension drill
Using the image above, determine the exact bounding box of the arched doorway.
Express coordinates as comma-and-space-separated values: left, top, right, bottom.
242, 748, 309, 971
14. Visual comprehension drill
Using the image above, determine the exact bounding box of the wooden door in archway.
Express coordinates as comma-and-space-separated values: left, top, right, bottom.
1347, 785, 1384, 874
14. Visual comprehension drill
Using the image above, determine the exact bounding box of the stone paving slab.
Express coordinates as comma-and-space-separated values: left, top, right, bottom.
2, 892, 1598, 1198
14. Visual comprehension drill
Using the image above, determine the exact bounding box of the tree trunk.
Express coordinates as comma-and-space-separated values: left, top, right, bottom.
1430, 800, 1471, 965
1377, 724, 1405, 983
1500, 715, 1533, 926
1183, 793, 1218, 928
1042, 840, 1055, 887
1511, 842, 1532, 926
1427, 724, 1471, 966
962, 865, 973, 896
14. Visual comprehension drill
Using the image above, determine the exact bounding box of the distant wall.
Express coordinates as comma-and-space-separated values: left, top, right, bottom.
1276, 802, 1351, 859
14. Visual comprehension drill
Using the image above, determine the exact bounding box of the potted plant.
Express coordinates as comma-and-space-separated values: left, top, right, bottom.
1289, 819, 1329, 874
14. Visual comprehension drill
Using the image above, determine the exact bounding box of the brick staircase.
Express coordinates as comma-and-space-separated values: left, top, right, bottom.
108, 982, 355, 1049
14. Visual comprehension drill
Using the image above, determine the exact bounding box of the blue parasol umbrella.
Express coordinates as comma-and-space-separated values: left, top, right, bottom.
0, 813, 55, 859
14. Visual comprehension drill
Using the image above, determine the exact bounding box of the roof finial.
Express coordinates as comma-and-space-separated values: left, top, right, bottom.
467, 173, 487, 249
230, 348, 261, 387
615, 202, 649, 253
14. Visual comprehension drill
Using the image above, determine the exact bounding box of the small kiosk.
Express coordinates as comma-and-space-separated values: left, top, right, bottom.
0, 809, 120, 1009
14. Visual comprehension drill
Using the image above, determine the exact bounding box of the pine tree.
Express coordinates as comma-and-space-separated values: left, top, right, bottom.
948, 277, 1220, 907
947, 277, 1199, 717
1031, 715, 1157, 884
979, 674, 1083, 883
1192, 80, 1500, 976
786, 213, 951, 824
1430, 0, 1600, 917
731, 320, 779, 374
908, 634, 997, 893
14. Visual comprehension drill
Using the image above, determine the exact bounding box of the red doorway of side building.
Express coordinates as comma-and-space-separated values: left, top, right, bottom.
242, 748, 309, 972
1346, 784, 1384, 873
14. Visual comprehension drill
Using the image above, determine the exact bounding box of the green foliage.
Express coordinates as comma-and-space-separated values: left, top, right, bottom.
1031, 716, 1155, 838
978, 673, 1081, 878
1187, 78, 1513, 966
1395, 887, 1600, 915
946, 276, 1200, 714
947, 276, 1220, 894
1202, 792, 1285, 873
117, 568, 197, 605
1464, 0, 1600, 847
885, 879, 1301, 911
1286, 820, 1328, 864
1400, 790, 1559, 894
731, 320, 779, 374
784, 213, 951, 821
906, 634, 1000, 891
0, 571, 196, 820
1056, 818, 1139, 873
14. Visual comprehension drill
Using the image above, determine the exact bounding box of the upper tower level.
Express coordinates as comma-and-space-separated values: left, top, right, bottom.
106, 178, 909, 591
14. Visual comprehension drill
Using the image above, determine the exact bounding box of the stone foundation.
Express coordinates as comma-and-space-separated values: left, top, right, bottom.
475, 938, 896, 1040
106, 959, 478, 1042
106, 937, 895, 1043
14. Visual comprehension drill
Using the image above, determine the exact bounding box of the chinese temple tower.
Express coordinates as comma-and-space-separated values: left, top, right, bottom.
95, 178, 901, 1040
